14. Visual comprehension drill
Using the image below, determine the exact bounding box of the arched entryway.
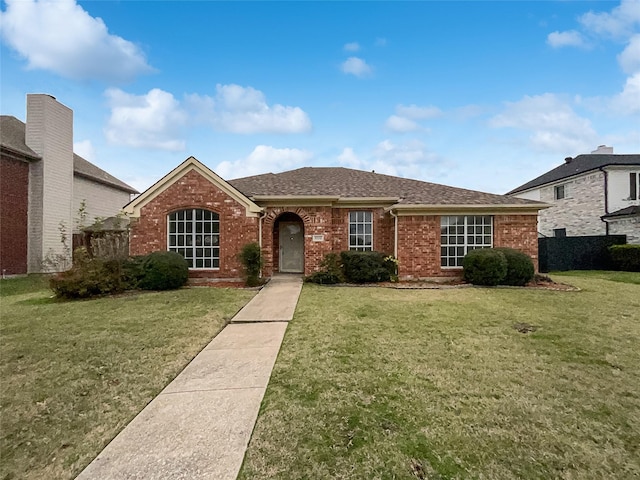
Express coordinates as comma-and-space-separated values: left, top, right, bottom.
273, 212, 305, 273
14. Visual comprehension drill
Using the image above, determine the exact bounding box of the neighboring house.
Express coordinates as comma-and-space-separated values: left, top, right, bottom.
0, 94, 138, 275
124, 156, 546, 282
507, 146, 640, 244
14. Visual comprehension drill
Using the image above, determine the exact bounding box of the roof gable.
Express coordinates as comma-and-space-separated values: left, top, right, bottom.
124, 156, 262, 217
229, 166, 544, 210
508, 154, 640, 195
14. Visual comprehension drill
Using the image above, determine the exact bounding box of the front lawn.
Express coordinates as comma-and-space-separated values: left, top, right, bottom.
0, 277, 255, 480
240, 274, 640, 479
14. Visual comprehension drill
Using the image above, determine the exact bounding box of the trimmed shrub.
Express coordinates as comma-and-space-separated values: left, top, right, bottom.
138, 251, 189, 291
493, 247, 535, 286
463, 248, 507, 286
305, 253, 344, 284
238, 242, 263, 287
609, 244, 640, 272
340, 251, 391, 284
50, 257, 127, 299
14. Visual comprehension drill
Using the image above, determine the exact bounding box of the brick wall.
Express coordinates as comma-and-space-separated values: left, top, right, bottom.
493, 214, 539, 267
538, 172, 606, 237
397, 214, 539, 280
0, 155, 30, 274
129, 169, 259, 280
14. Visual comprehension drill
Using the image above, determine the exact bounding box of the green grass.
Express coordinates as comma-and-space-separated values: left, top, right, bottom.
239, 274, 640, 479
551, 270, 640, 285
0, 279, 255, 480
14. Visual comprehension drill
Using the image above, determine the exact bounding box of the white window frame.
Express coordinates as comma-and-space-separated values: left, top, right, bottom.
167, 209, 220, 269
349, 211, 373, 251
440, 215, 493, 268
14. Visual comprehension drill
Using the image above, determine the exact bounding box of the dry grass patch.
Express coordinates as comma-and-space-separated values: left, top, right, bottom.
240, 274, 640, 479
0, 277, 254, 480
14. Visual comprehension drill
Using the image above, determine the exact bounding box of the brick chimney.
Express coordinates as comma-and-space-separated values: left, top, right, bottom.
25, 94, 74, 272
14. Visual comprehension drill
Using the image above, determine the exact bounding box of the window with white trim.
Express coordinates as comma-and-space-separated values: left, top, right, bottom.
168, 209, 220, 269
554, 184, 566, 200
440, 215, 493, 267
349, 211, 373, 251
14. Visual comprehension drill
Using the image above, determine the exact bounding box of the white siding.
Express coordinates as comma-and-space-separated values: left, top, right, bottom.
73, 176, 131, 231
25, 94, 74, 272
606, 168, 640, 213
513, 189, 541, 201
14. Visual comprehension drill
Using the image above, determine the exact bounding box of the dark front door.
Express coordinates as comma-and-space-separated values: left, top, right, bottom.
279, 221, 304, 273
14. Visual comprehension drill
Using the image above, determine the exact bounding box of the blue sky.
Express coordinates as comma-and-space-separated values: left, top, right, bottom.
1, 0, 638, 195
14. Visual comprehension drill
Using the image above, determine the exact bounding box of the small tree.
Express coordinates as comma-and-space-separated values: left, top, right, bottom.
238, 242, 263, 287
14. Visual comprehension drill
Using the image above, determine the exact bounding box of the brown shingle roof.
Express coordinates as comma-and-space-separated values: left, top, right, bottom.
0, 115, 138, 194
229, 167, 540, 206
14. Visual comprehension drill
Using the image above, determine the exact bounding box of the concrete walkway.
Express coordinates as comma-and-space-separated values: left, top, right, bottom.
76, 274, 303, 480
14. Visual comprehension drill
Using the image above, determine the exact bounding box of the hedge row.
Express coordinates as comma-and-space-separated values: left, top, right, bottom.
608, 244, 640, 272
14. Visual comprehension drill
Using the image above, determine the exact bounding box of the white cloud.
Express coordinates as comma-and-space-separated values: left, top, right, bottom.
395, 104, 442, 120
216, 145, 313, 179
0, 0, 153, 82
579, 0, 640, 39
343, 42, 360, 52
337, 147, 365, 169
105, 88, 187, 151
341, 57, 372, 77
186, 84, 312, 134
490, 93, 598, 154
384, 115, 422, 133
547, 30, 587, 48
610, 73, 640, 115
618, 34, 640, 74
73, 140, 96, 162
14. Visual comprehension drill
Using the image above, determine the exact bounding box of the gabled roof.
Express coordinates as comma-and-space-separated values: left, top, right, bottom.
124, 156, 262, 217
508, 154, 640, 195
229, 167, 543, 210
0, 115, 138, 194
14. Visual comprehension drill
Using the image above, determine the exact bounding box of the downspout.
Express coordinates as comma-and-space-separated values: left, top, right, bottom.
389, 209, 398, 258
258, 210, 266, 277
599, 167, 609, 235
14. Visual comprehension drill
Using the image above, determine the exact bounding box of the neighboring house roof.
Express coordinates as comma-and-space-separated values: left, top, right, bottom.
0, 115, 138, 194
229, 166, 542, 208
602, 205, 640, 220
73, 154, 138, 194
508, 154, 640, 195
0, 115, 39, 159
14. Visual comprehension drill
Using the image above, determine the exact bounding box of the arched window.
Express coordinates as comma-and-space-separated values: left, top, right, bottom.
168, 209, 220, 269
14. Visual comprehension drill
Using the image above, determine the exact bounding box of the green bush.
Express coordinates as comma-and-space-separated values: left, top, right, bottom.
50, 257, 127, 299
238, 242, 263, 287
462, 248, 507, 286
138, 251, 189, 290
493, 247, 535, 286
609, 244, 640, 272
305, 253, 344, 284
340, 251, 391, 284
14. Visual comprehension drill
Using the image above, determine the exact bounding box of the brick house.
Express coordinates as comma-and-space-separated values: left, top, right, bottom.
0, 94, 138, 275
508, 146, 640, 244
125, 156, 546, 282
